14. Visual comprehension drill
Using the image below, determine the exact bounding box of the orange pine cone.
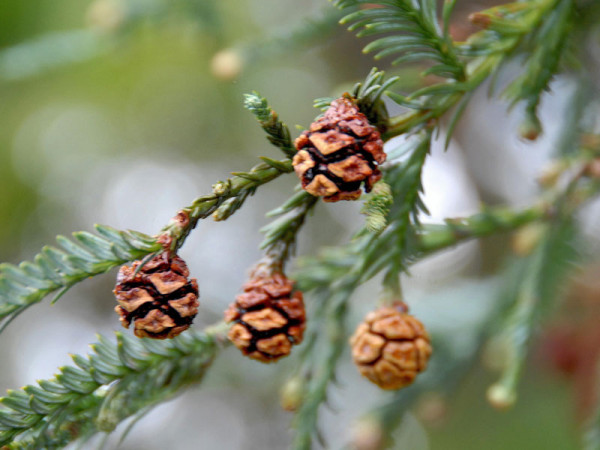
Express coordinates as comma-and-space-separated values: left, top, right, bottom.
350, 302, 432, 390
293, 96, 385, 202
225, 272, 305, 363
114, 252, 199, 339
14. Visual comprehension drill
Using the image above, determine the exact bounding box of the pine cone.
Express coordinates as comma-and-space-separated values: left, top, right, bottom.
350, 302, 432, 390
225, 272, 305, 363
293, 96, 386, 202
114, 252, 199, 339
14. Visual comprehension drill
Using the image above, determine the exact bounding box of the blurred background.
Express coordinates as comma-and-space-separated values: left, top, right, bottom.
0, 0, 598, 448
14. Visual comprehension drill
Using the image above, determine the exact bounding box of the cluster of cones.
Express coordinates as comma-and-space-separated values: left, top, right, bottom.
112, 95, 432, 390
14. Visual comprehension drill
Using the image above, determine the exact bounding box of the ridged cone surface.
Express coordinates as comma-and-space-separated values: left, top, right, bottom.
293, 96, 385, 202
225, 272, 305, 363
114, 253, 199, 339
350, 303, 432, 390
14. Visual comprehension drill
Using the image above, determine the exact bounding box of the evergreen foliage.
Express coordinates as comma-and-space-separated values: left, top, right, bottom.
0, 326, 224, 448
1, 0, 599, 448
244, 92, 296, 158
336, 0, 464, 79
0, 227, 160, 334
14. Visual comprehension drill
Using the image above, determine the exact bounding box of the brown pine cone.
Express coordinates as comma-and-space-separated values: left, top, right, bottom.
225, 272, 305, 363
114, 252, 199, 339
350, 302, 432, 390
293, 95, 386, 202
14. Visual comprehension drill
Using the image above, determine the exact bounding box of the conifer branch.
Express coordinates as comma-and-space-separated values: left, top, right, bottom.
289, 225, 390, 447
460, 0, 557, 57
383, 53, 499, 139
291, 236, 369, 448
502, 0, 573, 137
0, 323, 228, 448
382, 131, 430, 265
487, 216, 580, 408
260, 191, 318, 267
244, 92, 296, 158
161, 157, 294, 249
162, 93, 298, 240
0, 226, 160, 333
380, 0, 565, 139
336, 0, 465, 80
0, 157, 294, 335
290, 285, 352, 450
416, 205, 549, 254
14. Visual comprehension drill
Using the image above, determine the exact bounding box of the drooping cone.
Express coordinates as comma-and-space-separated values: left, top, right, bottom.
114, 252, 199, 339
225, 272, 305, 363
293, 95, 386, 202
350, 302, 432, 390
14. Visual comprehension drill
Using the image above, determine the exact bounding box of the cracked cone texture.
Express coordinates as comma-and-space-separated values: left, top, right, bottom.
293, 96, 386, 202
350, 302, 432, 390
114, 252, 199, 339
225, 272, 305, 363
